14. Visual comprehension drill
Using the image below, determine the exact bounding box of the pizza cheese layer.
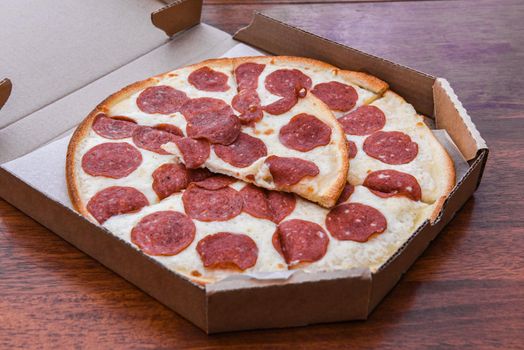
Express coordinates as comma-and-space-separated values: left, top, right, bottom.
66, 56, 455, 284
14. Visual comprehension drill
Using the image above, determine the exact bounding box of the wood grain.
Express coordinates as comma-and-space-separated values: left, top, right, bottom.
1, 0, 523, 348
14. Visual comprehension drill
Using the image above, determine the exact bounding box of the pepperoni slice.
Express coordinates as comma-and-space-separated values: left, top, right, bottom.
364, 169, 422, 201
263, 95, 298, 115
187, 168, 213, 183
152, 163, 189, 200
240, 184, 296, 223
363, 131, 418, 165
338, 105, 386, 136
182, 184, 243, 222
132, 126, 178, 155
311, 81, 358, 112
279, 113, 332, 152
232, 89, 263, 124
336, 183, 355, 205
265, 156, 319, 187
131, 211, 195, 256
347, 140, 358, 159
137, 85, 189, 114
235, 62, 265, 90
87, 186, 148, 224
180, 97, 230, 119
174, 137, 210, 169
154, 123, 184, 137
82, 142, 142, 178
196, 232, 258, 270
193, 175, 236, 190
181, 97, 240, 145
214, 132, 267, 168
188, 66, 230, 92
272, 230, 283, 256
275, 219, 329, 265
92, 114, 137, 139
267, 191, 297, 223
265, 69, 312, 97
326, 203, 387, 242
186, 112, 240, 145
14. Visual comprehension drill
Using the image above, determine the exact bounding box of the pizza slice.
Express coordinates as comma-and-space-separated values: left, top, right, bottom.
106, 58, 349, 208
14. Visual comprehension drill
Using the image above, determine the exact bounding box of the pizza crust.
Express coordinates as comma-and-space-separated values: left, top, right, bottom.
66, 79, 159, 218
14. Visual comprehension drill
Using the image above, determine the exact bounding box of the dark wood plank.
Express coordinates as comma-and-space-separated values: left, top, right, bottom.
1, 0, 523, 348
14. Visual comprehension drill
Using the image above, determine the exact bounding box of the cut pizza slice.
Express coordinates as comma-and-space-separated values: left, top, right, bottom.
103, 57, 349, 207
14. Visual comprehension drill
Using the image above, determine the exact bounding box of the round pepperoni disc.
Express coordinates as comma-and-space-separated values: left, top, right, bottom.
82, 142, 142, 178
240, 184, 272, 220
152, 163, 189, 200
231, 89, 263, 124
265, 69, 312, 97
188, 66, 230, 92
272, 230, 283, 256
181, 97, 240, 145
326, 203, 387, 242
180, 97, 229, 119
240, 184, 296, 223
235, 62, 265, 90
187, 168, 213, 183
338, 105, 386, 136
336, 182, 355, 205
347, 140, 358, 159
193, 175, 236, 190
87, 186, 148, 224
275, 219, 329, 265
196, 232, 258, 270
92, 114, 137, 139
262, 95, 298, 115
363, 131, 418, 165
137, 85, 189, 114
132, 126, 178, 154
364, 169, 422, 201
154, 123, 184, 137
267, 191, 296, 223
279, 113, 332, 152
182, 184, 243, 222
174, 137, 210, 169
131, 211, 195, 256
214, 132, 267, 168
265, 156, 319, 187
311, 81, 358, 112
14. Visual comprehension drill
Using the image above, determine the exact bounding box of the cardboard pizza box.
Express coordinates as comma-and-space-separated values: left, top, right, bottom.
0, 0, 488, 333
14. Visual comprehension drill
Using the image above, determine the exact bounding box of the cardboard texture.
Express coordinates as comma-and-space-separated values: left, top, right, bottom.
0, 0, 168, 129
151, 0, 203, 37
0, 1, 488, 333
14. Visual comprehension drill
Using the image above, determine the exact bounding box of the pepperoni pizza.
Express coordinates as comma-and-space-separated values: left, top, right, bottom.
66, 56, 455, 284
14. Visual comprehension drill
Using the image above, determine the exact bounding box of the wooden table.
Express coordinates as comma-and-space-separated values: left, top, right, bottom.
1, 0, 523, 348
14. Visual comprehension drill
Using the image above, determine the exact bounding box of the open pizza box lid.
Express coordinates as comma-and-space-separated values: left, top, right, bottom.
0, 0, 488, 333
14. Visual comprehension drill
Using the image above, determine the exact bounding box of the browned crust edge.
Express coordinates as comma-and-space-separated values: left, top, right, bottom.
425, 123, 456, 223
232, 55, 389, 95
367, 90, 456, 223
66, 78, 160, 218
